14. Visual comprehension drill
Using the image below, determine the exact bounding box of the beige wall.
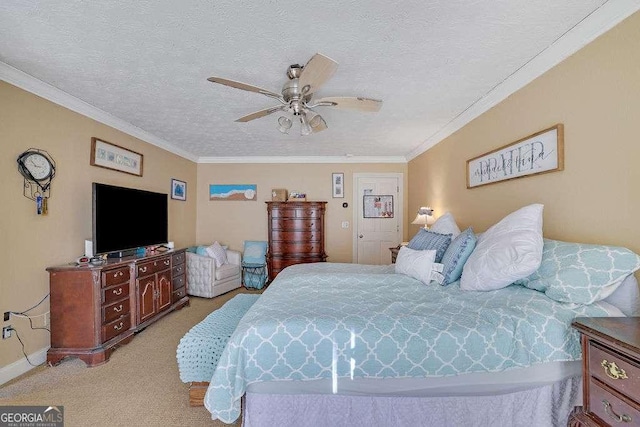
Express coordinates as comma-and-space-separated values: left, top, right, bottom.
0, 82, 197, 368
409, 11, 640, 253
196, 163, 407, 262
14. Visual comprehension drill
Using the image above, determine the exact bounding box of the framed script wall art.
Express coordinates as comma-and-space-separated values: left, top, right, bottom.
466, 124, 564, 189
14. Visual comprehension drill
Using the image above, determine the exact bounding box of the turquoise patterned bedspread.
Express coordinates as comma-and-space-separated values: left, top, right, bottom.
204, 263, 611, 423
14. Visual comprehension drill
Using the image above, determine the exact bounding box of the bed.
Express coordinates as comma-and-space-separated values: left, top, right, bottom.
202, 261, 637, 426
201, 206, 640, 426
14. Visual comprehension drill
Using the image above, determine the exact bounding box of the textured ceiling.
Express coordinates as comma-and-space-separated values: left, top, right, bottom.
0, 1, 633, 161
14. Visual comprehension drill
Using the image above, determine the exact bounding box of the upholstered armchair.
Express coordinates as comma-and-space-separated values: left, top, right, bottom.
186, 245, 242, 298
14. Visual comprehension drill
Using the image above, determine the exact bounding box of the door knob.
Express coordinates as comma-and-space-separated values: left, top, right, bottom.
359, 234, 363, 238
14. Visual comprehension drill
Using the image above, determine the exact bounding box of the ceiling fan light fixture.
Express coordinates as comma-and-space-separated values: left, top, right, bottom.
299, 113, 312, 136
277, 116, 293, 134
307, 111, 326, 132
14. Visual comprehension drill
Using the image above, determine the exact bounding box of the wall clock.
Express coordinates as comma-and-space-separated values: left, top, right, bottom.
16, 148, 56, 215
17, 150, 55, 182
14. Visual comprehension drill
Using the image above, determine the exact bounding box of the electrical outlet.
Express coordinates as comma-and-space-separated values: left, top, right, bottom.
3, 312, 9, 322
2, 325, 12, 339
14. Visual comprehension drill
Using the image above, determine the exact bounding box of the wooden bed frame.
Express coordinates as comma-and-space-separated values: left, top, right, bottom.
189, 381, 208, 406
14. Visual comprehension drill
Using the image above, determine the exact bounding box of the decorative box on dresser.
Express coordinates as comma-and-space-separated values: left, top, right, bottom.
47, 249, 188, 367
266, 201, 327, 281
569, 317, 640, 427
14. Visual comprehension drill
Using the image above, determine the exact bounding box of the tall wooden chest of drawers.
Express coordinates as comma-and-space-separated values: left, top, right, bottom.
570, 317, 640, 426
266, 201, 327, 281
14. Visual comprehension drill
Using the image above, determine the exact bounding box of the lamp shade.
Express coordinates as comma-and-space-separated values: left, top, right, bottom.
411, 207, 435, 228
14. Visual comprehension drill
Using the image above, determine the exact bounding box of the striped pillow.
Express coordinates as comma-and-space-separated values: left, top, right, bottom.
440, 228, 477, 285
407, 229, 452, 262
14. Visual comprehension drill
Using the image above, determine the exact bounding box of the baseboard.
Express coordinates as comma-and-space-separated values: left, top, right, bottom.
0, 346, 49, 386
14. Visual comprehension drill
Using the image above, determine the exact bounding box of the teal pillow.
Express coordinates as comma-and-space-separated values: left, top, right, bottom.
517, 239, 640, 304
243, 241, 267, 265
195, 245, 208, 256
407, 229, 452, 262
440, 228, 477, 285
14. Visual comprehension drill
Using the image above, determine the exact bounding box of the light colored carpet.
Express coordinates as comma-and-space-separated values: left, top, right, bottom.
0, 288, 260, 426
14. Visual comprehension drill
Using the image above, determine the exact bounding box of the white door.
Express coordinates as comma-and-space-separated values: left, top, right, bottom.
353, 174, 403, 264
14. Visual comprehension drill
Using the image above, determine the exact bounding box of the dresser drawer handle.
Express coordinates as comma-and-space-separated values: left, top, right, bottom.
113, 271, 124, 278
603, 399, 632, 423
112, 288, 123, 296
113, 322, 124, 331
140, 266, 148, 273
113, 304, 123, 313
177, 291, 183, 297
176, 266, 183, 273
164, 260, 170, 266
601, 359, 628, 380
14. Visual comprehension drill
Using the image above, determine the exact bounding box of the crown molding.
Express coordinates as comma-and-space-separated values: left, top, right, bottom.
405, 0, 640, 161
0, 62, 199, 163
197, 156, 407, 164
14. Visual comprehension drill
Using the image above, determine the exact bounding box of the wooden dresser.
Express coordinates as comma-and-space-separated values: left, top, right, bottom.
266, 201, 327, 281
570, 317, 640, 426
47, 249, 188, 366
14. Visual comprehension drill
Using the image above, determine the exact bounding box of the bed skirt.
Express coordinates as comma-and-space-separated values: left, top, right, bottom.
242, 375, 581, 427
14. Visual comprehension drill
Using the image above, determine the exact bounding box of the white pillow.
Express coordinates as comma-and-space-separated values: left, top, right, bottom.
430, 212, 461, 238
205, 241, 228, 268
395, 247, 437, 285
460, 204, 544, 291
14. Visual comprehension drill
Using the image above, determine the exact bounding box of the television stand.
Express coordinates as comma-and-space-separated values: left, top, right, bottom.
46, 249, 188, 367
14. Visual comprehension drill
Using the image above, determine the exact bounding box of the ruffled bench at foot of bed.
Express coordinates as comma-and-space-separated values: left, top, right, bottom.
177, 293, 260, 406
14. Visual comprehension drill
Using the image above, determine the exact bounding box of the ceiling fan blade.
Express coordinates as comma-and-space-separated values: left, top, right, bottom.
313, 96, 383, 112
235, 105, 284, 123
207, 76, 282, 99
298, 53, 338, 96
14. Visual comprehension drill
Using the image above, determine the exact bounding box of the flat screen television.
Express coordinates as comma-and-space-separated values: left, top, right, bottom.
93, 183, 168, 255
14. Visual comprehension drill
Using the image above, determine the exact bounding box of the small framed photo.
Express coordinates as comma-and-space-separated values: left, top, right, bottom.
332, 173, 344, 198
171, 179, 187, 201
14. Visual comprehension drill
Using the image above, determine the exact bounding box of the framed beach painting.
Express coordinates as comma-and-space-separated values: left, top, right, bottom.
210, 184, 257, 201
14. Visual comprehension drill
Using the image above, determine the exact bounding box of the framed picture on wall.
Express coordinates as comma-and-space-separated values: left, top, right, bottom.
171, 179, 187, 201
332, 173, 344, 198
363, 195, 394, 218
90, 137, 143, 176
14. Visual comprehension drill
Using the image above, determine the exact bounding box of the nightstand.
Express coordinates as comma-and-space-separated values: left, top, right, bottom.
389, 246, 400, 264
569, 317, 640, 427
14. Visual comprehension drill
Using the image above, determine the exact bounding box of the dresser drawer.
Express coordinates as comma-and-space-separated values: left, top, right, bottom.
137, 257, 171, 276
269, 230, 321, 242
271, 208, 322, 219
590, 342, 640, 399
589, 378, 640, 426
270, 241, 324, 255
172, 286, 187, 303
102, 298, 130, 324
172, 275, 185, 291
102, 315, 131, 343
271, 218, 321, 231
172, 251, 185, 266
172, 264, 186, 278
102, 283, 129, 305
102, 266, 130, 288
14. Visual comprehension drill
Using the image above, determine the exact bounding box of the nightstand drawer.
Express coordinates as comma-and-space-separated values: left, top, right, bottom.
589, 378, 640, 426
590, 342, 640, 399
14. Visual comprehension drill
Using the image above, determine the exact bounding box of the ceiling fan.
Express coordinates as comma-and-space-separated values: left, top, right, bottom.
207, 53, 383, 135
